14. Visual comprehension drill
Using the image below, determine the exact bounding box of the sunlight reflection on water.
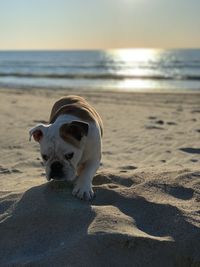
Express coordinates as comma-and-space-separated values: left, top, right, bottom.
106, 49, 160, 90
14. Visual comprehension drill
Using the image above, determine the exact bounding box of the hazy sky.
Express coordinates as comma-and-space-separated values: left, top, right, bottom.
0, 0, 200, 50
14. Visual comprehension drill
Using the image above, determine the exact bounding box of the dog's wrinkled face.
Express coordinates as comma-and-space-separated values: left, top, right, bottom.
29, 120, 89, 182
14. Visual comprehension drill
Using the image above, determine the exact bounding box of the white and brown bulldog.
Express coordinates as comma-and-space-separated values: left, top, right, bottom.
29, 95, 103, 200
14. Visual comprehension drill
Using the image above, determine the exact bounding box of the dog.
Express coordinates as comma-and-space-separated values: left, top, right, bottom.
29, 95, 103, 200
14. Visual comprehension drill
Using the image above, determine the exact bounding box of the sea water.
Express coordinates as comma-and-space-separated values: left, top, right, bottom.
0, 49, 200, 91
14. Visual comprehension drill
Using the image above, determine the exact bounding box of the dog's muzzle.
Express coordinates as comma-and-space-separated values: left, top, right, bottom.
49, 161, 64, 180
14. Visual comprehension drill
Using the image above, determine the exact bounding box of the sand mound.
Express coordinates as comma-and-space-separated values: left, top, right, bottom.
0, 170, 199, 267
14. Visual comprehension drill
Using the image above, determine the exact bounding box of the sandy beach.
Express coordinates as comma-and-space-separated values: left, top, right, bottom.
0, 88, 200, 266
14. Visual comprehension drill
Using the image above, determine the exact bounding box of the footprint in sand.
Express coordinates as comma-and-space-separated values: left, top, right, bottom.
120, 165, 137, 171
150, 182, 194, 200
191, 109, 200, 113
93, 175, 111, 185
8, 145, 22, 149
147, 117, 165, 125
12, 169, 22, 173
0, 167, 10, 174
163, 184, 194, 200
167, 121, 177, 125
179, 147, 200, 154
148, 116, 157, 120
164, 136, 173, 140
190, 159, 198, 163
93, 173, 136, 188
155, 120, 164, 125
176, 107, 183, 112
146, 117, 166, 129
110, 175, 135, 187
145, 125, 164, 130
0, 166, 22, 174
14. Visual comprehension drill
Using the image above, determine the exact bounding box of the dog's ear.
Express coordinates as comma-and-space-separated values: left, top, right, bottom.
29, 124, 47, 142
60, 121, 89, 142
70, 121, 89, 138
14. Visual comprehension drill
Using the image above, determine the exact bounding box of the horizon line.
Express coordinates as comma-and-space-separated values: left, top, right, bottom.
0, 47, 200, 52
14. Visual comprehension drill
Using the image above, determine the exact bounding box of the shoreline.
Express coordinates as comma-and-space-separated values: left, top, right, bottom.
1, 84, 200, 94
1, 85, 200, 95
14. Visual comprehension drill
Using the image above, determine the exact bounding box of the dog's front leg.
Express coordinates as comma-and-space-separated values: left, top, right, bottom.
72, 160, 100, 200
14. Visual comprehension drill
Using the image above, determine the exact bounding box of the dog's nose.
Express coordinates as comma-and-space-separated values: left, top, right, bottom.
50, 161, 64, 180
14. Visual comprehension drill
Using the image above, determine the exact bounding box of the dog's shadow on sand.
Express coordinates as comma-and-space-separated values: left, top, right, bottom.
0, 182, 95, 264
92, 186, 199, 241
92, 174, 200, 243
0, 177, 198, 242
0, 175, 199, 266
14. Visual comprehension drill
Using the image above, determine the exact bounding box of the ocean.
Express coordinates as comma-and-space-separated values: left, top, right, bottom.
0, 49, 200, 91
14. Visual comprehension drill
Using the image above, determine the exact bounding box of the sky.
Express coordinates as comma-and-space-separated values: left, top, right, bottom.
0, 0, 200, 50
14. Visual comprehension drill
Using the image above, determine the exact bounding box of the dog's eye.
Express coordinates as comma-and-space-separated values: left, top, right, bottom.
42, 154, 48, 161
65, 152, 74, 160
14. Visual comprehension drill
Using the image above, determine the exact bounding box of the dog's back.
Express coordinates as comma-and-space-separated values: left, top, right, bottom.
49, 95, 103, 136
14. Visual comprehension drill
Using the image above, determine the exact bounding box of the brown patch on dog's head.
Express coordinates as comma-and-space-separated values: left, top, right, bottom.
59, 121, 89, 147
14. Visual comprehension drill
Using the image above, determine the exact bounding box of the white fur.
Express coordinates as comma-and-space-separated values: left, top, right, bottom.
30, 114, 102, 200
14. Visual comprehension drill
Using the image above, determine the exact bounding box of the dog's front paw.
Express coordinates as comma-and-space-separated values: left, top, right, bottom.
72, 182, 94, 201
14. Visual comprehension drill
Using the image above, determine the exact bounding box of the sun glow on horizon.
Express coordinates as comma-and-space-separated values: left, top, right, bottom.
110, 49, 161, 63
107, 49, 162, 90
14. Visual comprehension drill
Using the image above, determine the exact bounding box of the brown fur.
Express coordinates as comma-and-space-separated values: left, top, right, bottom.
49, 95, 103, 136
77, 162, 86, 176
59, 124, 81, 148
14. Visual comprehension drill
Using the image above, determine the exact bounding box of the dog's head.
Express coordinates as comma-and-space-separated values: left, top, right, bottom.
29, 120, 89, 182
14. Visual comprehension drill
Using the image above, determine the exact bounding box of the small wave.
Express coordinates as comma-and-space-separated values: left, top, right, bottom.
0, 73, 171, 80
1, 72, 200, 81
